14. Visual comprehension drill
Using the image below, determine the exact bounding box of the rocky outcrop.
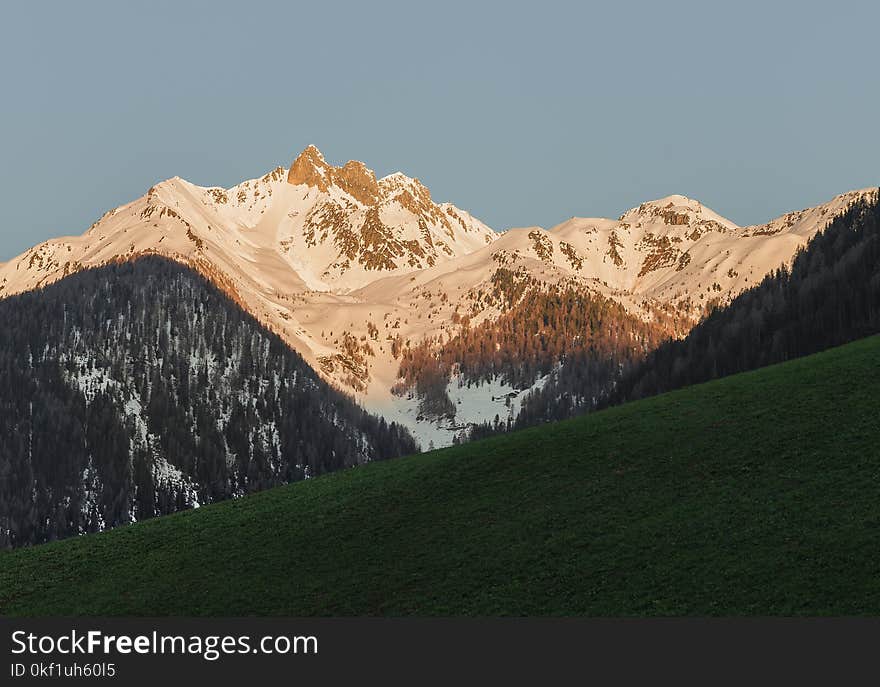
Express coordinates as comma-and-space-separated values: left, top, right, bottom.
336, 160, 380, 205
286, 144, 332, 191
288, 145, 380, 205
282, 145, 495, 283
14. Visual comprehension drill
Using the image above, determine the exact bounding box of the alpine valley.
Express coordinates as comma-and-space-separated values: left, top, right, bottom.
1, 144, 876, 547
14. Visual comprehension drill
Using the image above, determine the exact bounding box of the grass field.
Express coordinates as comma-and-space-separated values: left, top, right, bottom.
2, 335, 879, 616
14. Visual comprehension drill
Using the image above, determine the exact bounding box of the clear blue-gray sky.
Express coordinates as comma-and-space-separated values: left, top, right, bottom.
1, 0, 877, 260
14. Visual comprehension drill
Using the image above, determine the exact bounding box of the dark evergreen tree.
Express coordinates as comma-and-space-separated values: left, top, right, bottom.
0, 257, 416, 548
395, 273, 684, 427
602, 191, 880, 409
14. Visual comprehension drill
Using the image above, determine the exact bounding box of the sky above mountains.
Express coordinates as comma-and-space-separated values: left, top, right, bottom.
1, 0, 878, 260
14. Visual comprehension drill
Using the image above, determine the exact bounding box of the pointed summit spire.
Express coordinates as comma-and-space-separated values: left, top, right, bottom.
287, 145, 379, 204
287, 145, 331, 190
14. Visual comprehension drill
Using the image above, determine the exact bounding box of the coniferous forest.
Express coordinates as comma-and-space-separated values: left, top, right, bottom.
604, 191, 880, 406
516, 190, 880, 425
3, 192, 877, 548
394, 276, 683, 422
0, 257, 415, 548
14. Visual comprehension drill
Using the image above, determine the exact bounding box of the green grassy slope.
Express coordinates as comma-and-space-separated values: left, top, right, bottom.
2, 336, 880, 616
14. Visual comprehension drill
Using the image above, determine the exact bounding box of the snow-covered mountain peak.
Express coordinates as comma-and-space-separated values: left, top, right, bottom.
379, 171, 412, 184
618, 194, 739, 232
0, 145, 499, 391
0, 145, 872, 450
378, 170, 427, 196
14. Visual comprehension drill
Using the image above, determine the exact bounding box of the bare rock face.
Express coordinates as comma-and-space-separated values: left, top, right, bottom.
0, 138, 871, 450
335, 160, 379, 205
287, 145, 379, 205
287, 145, 332, 190
279, 146, 495, 281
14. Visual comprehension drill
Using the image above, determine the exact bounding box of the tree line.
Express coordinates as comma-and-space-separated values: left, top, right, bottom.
602, 191, 880, 407
395, 272, 683, 423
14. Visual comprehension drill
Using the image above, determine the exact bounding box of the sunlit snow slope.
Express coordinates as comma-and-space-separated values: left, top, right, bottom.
0, 145, 872, 446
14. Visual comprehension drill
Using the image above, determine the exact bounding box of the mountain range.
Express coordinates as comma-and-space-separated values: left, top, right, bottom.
1, 145, 873, 448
